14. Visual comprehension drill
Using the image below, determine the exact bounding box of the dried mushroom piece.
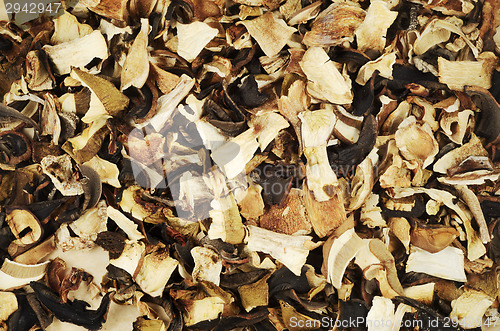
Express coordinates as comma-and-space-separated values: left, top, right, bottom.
42, 31, 109, 75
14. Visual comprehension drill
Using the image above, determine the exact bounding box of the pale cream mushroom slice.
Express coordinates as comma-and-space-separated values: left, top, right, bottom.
394, 116, 439, 168
51, 11, 93, 45
299, 47, 353, 104
439, 109, 473, 145
0, 291, 17, 325
354, 239, 404, 299
450, 289, 495, 329
6, 209, 43, 257
438, 52, 498, 90
324, 228, 365, 289
245, 225, 320, 276
406, 246, 467, 282
191, 246, 222, 286
41, 154, 84, 196
0, 259, 50, 291
109, 240, 146, 278
121, 18, 150, 91
43, 30, 108, 75
240, 12, 296, 58
83, 156, 121, 188
176, 21, 219, 62
135, 247, 179, 297
355, 0, 398, 53
433, 133, 489, 174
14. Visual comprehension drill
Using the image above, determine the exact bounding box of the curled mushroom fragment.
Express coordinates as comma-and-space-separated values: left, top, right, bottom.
324, 228, 365, 289
434, 133, 489, 174
135, 247, 178, 297
354, 239, 404, 299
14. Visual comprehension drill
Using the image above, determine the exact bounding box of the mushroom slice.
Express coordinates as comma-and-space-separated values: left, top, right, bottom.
121, 18, 150, 90
237, 181, 265, 220
241, 12, 296, 58
354, 239, 404, 298
207, 171, 246, 245
354, 1, 398, 53
0, 291, 17, 323
395, 116, 439, 168
389, 217, 410, 253
438, 52, 497, 90
413, 19, 452, 56
450, 289, 495, 329
245, 225, 320, 276
42, 30, 108, 75
41, 154, 84, 196
299, 47, 353, 104
303, 182, 347, 238
25, 50, 54, 91
51, 11, 93, 45
366, 296, 395, 331
176, 21, 218, 62
356, 52, 396, 86
324, 228, 365, 289
259, 188, 311, 235
433, 133, 488, 174
135, 247, 178, 297
332, 105, 364, 144
0, 259, 50, 290
403, 283, 435, 305
238, 272, 271, 312
191, 246, 222, 286
211, 129, 259, 180
455, 185, 490, 243
83, 155, 121, 188
406, 246, 467, 282
439, 170, 500, 186
70, 67, 129, 117
137, 74, 195, 131
70, 201, 108, 242
182, 297, 225, 327
410, 223, 459, 253
250, 111, 289, 151
109, 240, 146, 278
40, 93, 61, 145
6, 209, 43, 256
302, 1, 365, 47
394, 187, 486, 261
107, 206, 145, 241
439, 109, 473, 145
361, 193, 386, 228
348, 148, 378, 211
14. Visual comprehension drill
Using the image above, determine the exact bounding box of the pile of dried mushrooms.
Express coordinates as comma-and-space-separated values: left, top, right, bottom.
0, 0, 500, 330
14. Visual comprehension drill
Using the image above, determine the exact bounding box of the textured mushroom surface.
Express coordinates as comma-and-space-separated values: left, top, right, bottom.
0, 0, 499, 330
